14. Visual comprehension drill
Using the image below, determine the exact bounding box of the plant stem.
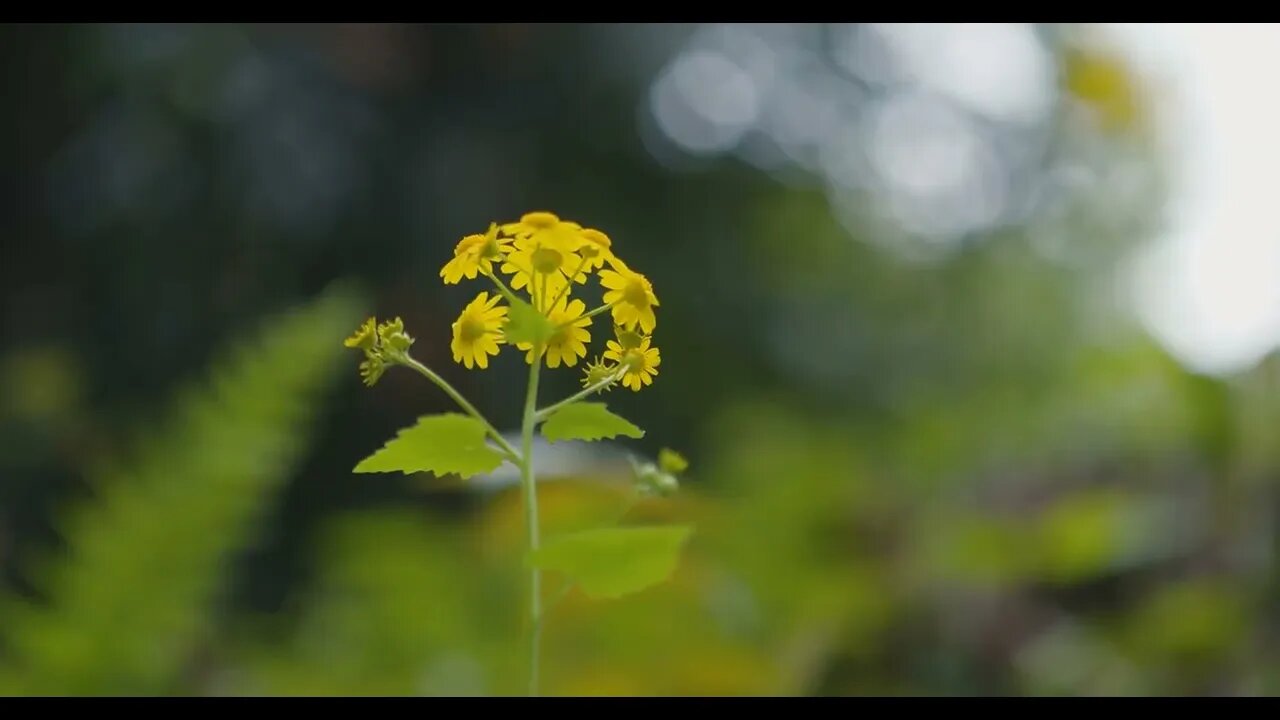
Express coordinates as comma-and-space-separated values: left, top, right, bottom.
401, 355, 520, 462
520, 345, 544, 696
483, 267, 521, 306
545, 257, 589, 311
573, 303, 615, 326
535, 369, 626, 422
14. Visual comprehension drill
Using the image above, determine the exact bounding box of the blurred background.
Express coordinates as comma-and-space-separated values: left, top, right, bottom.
2, 22, 1280, 696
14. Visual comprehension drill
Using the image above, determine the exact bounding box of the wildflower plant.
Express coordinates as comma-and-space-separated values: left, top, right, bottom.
344, 212, 690, 695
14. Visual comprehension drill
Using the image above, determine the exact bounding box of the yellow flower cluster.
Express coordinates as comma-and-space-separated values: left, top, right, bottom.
440, 211, 661, 391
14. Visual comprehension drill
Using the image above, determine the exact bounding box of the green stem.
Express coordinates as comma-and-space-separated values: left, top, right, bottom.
535, 369, 625, 422
520, 344, 544, 696
483, 267, 521, 306
544, 257, 589, 311
401, 355, 520, 462
563, 302, 614, 330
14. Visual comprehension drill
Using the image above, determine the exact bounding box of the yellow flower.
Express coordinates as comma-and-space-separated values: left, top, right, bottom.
500, 246, 578, 301
578, 228, 615, 271
501, 211, 584, 249
581, 356, 617, 392
501, 211, 558, 235
500, 220, 587, 306
450, 292, 508, 370
344, 317, 378, 351
599, 261, 659, 334
517, 297, 592, 368
440, 223, 510, 284
603, 335, 660, 391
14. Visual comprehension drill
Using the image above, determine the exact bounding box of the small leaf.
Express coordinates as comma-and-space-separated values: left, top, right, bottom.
354, 413, 505, 479
541, 402, 644, 443
529, 525, 694, 599
658, 448, 689, 475
503, 297, 555, 347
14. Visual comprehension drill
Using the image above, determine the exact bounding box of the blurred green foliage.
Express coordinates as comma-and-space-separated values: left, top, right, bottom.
0, 287, 360, 694
1, 23, 1279, 696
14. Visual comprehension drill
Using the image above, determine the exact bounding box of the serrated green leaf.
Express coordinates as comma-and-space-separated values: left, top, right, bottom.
503, 296, 555, 346
540, 402, 644, 443
528, 525, 693, 599
354, 413, 505, 479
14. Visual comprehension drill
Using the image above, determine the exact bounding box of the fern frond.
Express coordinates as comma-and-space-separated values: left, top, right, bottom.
0, 287, 361, 695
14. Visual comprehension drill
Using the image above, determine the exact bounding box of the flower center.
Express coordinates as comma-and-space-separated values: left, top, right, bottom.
459, 315, 488, 343
548, 326, 570, 347
623, 349, 646, 373
531, 247, 563, 274
622, 278, 650, 307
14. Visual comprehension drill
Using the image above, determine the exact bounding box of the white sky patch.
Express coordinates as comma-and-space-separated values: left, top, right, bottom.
868, 23, 1056, 126
1120, 23, 1280, 376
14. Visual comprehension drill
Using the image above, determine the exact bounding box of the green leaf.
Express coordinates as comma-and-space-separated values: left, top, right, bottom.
503, 296, 555, 346
528, 525, 694, 599
658, 448, 689, 475
354, 413, 505, 479
540, 402, 644, 443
